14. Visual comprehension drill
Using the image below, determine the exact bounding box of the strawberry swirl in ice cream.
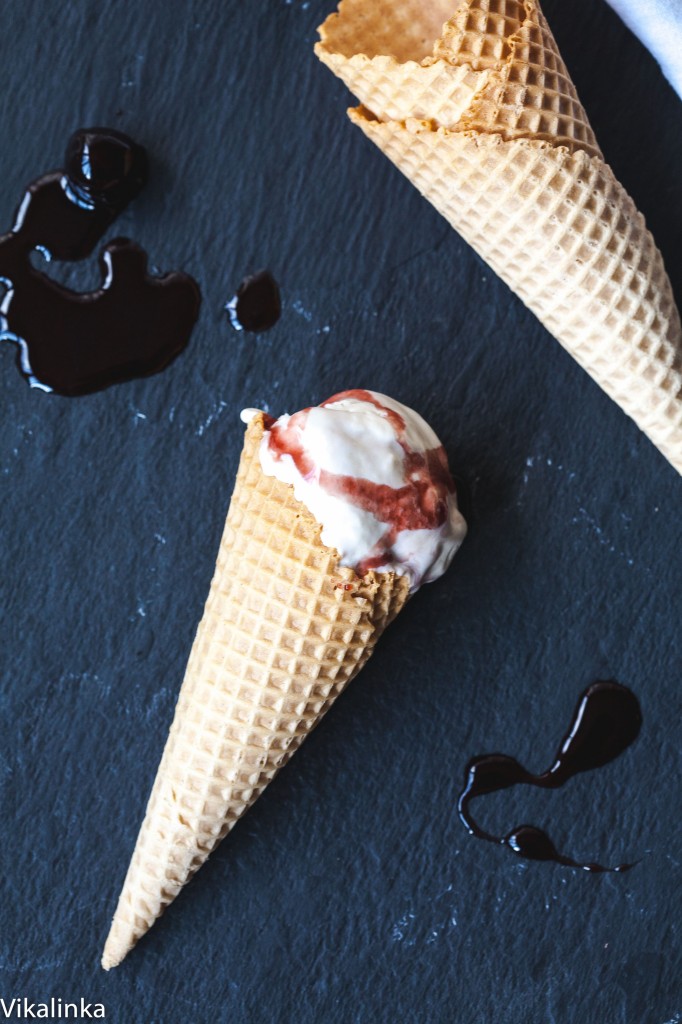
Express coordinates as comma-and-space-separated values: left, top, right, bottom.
242, 390, 466, 591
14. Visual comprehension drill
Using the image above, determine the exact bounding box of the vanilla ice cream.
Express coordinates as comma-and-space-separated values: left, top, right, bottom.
242, 389, 466, 590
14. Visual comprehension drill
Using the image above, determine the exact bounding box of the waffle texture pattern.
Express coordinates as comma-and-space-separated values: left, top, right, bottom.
316, 0, 682, 474
102, 414, 410, 969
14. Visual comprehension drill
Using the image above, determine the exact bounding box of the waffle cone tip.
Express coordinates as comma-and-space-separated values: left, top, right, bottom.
101, 942, 124, 972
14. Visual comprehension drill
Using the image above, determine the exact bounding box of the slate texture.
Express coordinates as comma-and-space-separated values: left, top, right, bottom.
0, 1, 680, 1022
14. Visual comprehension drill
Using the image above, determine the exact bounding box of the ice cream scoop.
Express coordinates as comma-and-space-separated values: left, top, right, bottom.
245, 389, 466, 589
102, 391, 466, 969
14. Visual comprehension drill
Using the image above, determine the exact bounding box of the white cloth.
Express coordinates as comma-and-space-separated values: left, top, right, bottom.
604, 0, 682, 98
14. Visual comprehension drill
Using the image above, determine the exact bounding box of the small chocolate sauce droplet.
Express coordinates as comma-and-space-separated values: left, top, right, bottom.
64, 126, 147, 209
0, 127, 200, 396
227, 269, 281, 332
506, 826, 566, 863
458, 681, 642, 872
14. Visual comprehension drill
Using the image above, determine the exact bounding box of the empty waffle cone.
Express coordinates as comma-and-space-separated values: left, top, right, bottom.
102, 412, 410, 969
316, 0, 682, 474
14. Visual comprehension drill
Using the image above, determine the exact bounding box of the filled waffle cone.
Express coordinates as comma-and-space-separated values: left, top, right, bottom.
102, 412, 410, 969
316, 0, 682, 474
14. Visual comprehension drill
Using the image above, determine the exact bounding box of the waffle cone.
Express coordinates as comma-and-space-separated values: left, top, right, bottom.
102, 413, 410, 969
316, 0, 682, 473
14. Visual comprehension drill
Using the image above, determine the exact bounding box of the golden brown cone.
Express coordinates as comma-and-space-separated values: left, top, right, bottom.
316, 0, 682, 473
102, 413, 410, 969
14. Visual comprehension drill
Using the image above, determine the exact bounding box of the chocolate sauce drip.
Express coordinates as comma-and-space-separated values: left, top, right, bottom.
0, 127, 200, 395
65, 127, 147, 211
227, 269, 281, 332
458, 681, 642, 872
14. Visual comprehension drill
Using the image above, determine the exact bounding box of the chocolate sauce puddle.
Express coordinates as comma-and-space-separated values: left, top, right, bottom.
0, 127, 201, 395
458, 680, 642, 872
226, 269, 281, 332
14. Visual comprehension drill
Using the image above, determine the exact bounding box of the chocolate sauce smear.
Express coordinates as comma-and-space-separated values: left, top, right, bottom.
458, 681, 642, 872
0, 127, 201, 395
227, 269, 281, 332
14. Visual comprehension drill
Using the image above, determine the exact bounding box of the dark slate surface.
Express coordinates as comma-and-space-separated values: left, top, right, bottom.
0, 1, 681, 1021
